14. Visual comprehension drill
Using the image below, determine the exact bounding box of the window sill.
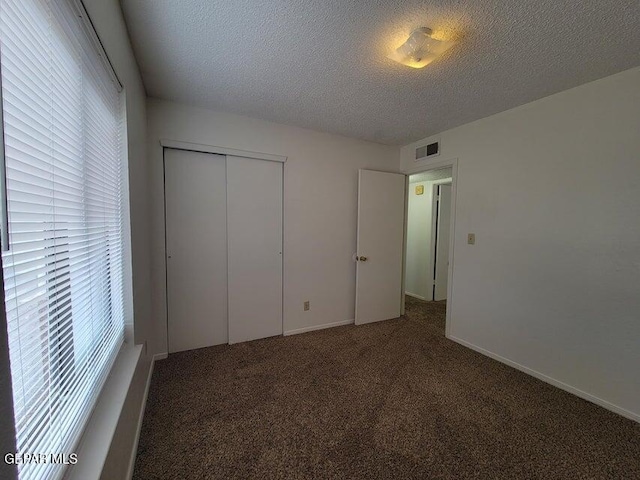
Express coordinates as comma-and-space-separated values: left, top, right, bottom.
64, 341, 143, 480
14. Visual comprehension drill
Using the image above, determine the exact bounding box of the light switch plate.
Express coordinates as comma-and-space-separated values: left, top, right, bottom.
304, 301, 310, 311
468, 233, 475, 245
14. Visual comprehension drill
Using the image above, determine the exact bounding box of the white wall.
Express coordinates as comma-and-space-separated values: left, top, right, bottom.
401, 67, 640, 421
405, 181, 435, 299
147, 98, 400, 353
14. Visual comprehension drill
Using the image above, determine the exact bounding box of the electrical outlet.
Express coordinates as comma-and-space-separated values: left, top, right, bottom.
304, 301, 310, 311
468, 233, 476, 245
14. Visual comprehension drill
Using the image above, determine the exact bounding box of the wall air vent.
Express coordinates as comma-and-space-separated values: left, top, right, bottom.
415, 141, 439, 160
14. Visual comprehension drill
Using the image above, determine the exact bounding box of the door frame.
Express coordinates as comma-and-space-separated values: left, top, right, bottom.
161, 142, 286, 351
430, 180, 452, 301
402, 158, 458, 338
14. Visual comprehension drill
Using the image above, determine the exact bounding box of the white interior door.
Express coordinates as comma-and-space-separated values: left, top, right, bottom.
355, 169, 406, 325
227, 156, 283, 344
434, 183, 452, 301
165, 149, 228, 353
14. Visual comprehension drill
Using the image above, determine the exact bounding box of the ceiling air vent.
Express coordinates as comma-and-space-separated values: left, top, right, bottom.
415, 141, 439, 160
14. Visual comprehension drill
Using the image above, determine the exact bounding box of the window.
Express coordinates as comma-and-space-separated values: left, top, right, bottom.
0, 0, 126, 478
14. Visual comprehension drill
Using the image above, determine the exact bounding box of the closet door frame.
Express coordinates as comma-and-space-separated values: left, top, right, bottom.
161, 140, 286, 352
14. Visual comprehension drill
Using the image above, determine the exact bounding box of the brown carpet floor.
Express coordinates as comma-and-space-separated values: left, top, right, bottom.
134, 296, 640, 479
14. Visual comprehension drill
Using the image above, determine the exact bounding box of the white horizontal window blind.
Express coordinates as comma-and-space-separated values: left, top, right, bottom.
0, 0, 125, 478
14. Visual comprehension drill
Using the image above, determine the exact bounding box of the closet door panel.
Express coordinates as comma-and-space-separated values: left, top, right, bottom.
165, 149, 228, 352
227, 156, 283, 344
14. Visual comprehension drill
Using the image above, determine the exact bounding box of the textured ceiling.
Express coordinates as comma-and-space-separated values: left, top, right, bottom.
120, 0, 640, 145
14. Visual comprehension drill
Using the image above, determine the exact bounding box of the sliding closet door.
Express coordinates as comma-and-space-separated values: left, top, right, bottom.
227, 156, 283, 344
165, 149, 228, 352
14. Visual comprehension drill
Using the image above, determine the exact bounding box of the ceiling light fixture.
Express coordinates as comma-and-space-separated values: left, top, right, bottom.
388, 27, 455, 69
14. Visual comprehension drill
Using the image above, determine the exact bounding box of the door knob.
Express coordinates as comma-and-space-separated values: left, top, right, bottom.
358, 256, 368, 262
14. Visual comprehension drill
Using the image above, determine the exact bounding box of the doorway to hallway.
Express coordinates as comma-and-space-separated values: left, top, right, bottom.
404, 167, 453, 330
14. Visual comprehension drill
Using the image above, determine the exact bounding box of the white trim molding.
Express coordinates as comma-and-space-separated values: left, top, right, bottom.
405, 292, 427, 301
404, 156, 456, 176
448, 335, 640, 423
66, 344, 142, 480
284, 319, 354, 336
125, 353, 167, 479
160, 139, 287, 163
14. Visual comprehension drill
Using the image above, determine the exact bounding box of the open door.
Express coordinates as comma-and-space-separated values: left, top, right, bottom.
355, 170, 406, 325
433, 183, 452, 301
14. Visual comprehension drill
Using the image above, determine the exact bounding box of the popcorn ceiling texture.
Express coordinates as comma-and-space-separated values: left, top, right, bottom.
121, 0, 640, 145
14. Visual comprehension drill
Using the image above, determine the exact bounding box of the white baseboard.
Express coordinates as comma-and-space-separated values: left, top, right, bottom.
125, 353, 162, 480
448, 334, 640, 424
284, 319, 354, 336
405, 292, 427, 301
